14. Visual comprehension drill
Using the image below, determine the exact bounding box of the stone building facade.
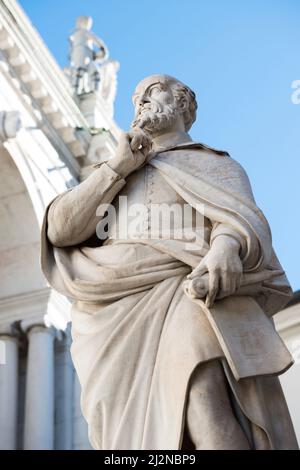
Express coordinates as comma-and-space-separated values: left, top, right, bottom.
0, 0, 119, 449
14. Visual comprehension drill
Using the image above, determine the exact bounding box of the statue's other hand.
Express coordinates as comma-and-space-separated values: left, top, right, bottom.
187, 236, 242, 308
108, 130, 151, 179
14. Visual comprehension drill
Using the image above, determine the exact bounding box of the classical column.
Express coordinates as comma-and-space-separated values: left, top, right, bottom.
0, 326, 19, 450
54, 326, 74, 450
23, 324, 55, 450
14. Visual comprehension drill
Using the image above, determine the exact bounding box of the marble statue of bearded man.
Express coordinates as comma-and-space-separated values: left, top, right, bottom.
41, 74, 298, 450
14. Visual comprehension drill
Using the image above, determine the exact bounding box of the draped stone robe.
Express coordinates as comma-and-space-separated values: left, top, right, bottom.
41, 140, 298, 450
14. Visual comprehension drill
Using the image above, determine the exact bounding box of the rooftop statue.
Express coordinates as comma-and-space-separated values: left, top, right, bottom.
68, 16, 119, 118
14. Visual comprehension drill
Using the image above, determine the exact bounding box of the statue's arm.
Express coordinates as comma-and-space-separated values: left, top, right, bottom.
210, 222, 247, 259
188, 220, 246, 307
187, 154, 269, 306
47, 129, 151, 248
89, 32, 109, 59
47, 162, 126, 247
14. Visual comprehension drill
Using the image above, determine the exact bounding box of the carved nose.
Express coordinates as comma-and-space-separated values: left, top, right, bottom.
139, 95, 150, 106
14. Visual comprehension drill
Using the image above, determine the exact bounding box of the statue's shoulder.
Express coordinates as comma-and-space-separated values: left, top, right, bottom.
186, 142, 230, 157
164, 141, 249, 179
169, 141, 230, 157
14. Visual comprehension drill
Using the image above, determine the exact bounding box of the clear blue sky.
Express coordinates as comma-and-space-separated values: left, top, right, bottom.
20, 0, 300, 290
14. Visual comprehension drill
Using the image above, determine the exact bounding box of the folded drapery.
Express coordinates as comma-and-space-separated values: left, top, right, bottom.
40, 143, 297, 449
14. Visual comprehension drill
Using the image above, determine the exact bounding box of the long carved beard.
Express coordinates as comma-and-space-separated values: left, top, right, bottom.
131, 102, 178, 134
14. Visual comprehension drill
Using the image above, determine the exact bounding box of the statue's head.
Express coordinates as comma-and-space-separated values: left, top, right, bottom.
131, 74, 197, 135
76, 16, 93, 31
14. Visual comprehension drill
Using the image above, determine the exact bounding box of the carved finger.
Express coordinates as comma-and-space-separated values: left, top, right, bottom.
228, 276, 236, 296
130, 134, 142, 151
187, 262, 207, 280
236, 272, 242, 291
141, 135, 151, 151
206, 271, 219, 308
220, 272, 230, 296
189, 277, 207, 298
230, 273, 241, 295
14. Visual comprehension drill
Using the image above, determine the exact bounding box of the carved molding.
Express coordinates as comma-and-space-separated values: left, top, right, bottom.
0, 287, 71, 331
0, 1, 120, 178
0, 2, 92, 159
0, 110, 21, 142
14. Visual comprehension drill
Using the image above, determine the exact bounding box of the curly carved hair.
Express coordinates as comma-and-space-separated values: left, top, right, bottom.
158, 76, 197, 131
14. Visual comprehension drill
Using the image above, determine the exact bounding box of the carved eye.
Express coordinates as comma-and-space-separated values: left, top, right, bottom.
149, 86, 161, 96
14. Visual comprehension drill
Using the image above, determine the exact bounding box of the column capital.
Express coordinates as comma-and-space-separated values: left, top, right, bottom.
23, 318, 55, 449
0, 322, 20, 340
55, 324, 72, 352
20, 321, 56, 339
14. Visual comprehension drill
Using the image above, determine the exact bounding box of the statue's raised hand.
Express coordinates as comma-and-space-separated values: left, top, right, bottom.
108, 129, 152, 178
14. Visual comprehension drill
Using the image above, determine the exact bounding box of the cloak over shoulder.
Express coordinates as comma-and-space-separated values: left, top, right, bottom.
148, 142, 292, 315
40, 141, 297, 450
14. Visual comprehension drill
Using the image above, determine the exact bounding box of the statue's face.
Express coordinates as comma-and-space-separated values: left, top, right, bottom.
76, 16, 93, 31
131, 75, 182, 135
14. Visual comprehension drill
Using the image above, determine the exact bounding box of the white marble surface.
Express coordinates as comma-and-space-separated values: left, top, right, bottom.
43, 74, 298, 449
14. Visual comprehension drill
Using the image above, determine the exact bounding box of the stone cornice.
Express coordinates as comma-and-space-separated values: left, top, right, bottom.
0, 287, 71, 331
0, 0, 118, 169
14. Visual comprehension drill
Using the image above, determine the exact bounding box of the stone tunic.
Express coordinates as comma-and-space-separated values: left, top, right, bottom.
103, 162, 212, 249
41, 142, 298, 450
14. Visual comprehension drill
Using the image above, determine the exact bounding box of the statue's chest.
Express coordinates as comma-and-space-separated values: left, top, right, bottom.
108, 162, 209, 240
118, 164, 184, 207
